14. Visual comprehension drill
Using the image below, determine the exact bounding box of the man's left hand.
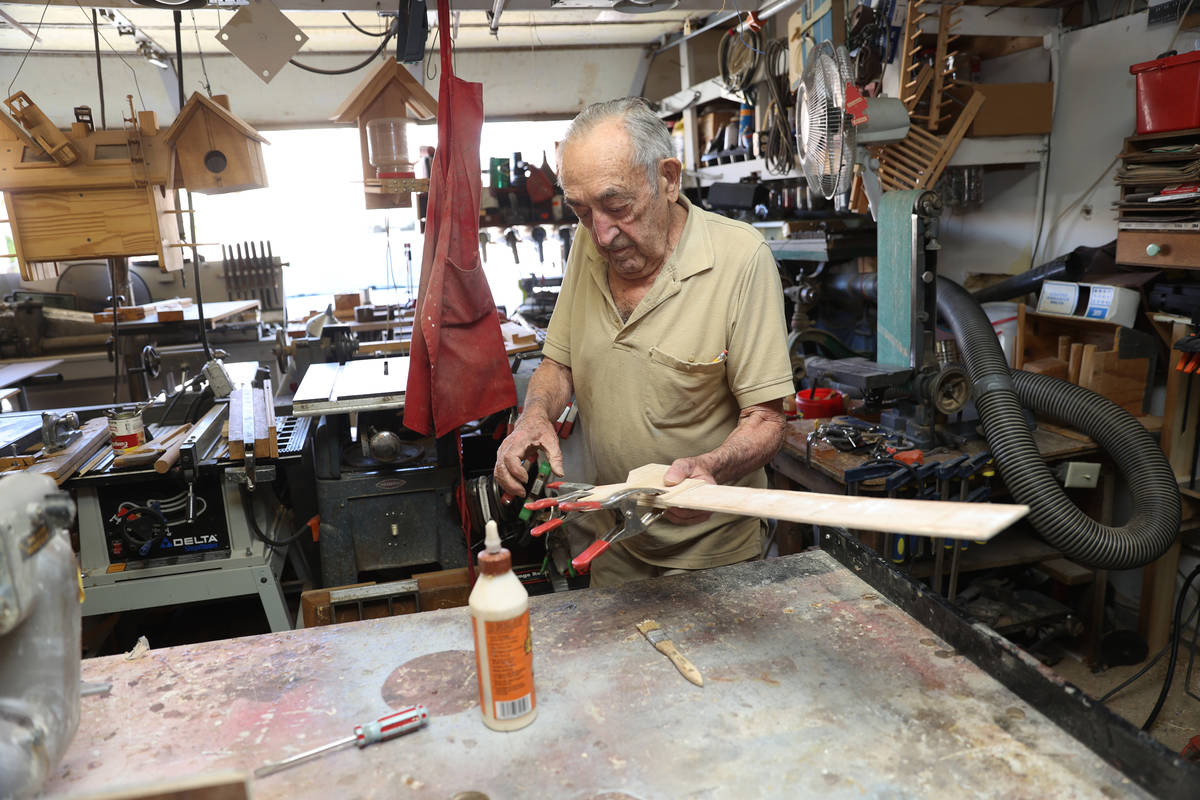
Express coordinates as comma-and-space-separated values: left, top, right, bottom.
662, 457, 715, 525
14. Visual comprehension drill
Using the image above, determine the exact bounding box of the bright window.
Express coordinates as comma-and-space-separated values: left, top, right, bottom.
188, 119, 571, 319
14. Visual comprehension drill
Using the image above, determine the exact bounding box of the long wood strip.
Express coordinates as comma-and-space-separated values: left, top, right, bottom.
924, 91, 986, 188
154, 422, 196, 473
264, 379, 278, 458
578, 464, 1028, 542
253, 384, 269, 459
228, 386, 244, 460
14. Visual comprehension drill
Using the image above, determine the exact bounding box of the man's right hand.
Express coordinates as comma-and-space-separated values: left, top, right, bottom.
494, 414, 565, 497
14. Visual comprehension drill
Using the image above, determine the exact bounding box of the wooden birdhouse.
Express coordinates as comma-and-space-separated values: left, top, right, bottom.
164, 93, 269, 195
331, 60, 437, 210
0, 92, 184, 279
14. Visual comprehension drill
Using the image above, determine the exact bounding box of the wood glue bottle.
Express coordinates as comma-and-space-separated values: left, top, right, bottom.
469, 520, 536, 731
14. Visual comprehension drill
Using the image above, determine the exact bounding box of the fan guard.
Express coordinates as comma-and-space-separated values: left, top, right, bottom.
796, 41, 857, 200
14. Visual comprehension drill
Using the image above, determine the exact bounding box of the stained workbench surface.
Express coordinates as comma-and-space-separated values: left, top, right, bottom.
46, 553, 1148, 799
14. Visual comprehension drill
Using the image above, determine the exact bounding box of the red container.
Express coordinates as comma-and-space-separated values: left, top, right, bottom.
795, 388, 845, 419
1130, 50, 1200, 135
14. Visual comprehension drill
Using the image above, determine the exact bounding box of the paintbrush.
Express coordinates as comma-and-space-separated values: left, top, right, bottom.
636, 619, 703, 686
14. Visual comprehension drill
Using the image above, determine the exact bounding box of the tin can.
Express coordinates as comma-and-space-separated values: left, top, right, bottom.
107, 409, 145, 453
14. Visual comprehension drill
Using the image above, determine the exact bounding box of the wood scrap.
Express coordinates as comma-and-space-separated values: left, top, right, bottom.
24, 417, 108, 484
229, 382, 275, 461
93, 297, 195, 324
0, 454, 38, 470
153, 423, 194, 473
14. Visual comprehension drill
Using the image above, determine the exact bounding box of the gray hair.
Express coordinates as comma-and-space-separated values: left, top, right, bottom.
561, 97, 675, 192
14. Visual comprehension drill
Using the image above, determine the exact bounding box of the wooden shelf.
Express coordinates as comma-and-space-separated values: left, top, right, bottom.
948, 135, 1048, 167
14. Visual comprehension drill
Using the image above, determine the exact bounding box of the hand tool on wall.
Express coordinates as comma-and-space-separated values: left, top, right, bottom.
478, 230, 490, 264
504, 228, 520, 263
530, 226, 546, 263
254, 705, 428, 779
636, 619, 703, 686
558, 225, 572, 264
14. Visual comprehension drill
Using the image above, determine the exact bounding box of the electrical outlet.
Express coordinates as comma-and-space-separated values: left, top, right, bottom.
1063, 462, 1101, 489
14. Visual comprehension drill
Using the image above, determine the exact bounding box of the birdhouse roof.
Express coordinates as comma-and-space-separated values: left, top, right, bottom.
330, 59, 437, 123
164, 92, 269, 146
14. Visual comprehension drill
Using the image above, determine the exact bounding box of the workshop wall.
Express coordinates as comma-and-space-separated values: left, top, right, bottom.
1038, 13, 1179, 261
938, 12, 1178, 283
0, 46, 642, 129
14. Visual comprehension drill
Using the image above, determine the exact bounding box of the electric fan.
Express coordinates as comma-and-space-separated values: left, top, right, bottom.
795, 41, 910, 211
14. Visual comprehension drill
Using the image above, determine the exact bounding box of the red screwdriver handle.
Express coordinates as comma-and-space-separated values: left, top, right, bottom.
530, 517, 565, 537
353, 705, 428, 747
571, 538, 612, 573
559, 500, 603, 512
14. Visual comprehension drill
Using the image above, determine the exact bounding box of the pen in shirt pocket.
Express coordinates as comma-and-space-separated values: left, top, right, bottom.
710, 349, 728, 364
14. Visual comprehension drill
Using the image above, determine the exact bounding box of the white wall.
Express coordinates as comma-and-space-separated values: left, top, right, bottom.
0, 46, 642, 128
938, 12, 1182, 283
1039, 15, 1176, 261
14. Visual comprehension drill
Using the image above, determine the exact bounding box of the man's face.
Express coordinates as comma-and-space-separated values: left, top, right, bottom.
559, 119, 680, 281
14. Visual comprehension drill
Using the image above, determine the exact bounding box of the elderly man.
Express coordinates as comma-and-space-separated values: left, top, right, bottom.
494, 97, 793, 587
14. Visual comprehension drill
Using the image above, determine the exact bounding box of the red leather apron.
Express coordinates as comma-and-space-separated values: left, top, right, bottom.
404, 1, 516, 436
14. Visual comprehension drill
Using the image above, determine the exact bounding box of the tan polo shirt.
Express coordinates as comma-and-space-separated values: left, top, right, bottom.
542, 195, 794, 568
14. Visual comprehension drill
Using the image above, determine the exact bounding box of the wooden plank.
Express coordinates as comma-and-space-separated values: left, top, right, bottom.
93, 306, 148, 324
1014, 303, 1027, 369
1021, 357, 1068, 381
1068, 342, 1084, 385
64, 770, 249, 800
9, 187, 164, 264
264, 379, 278, 459
1140, 538, 1181, 652
578, 464, 1029, 542
1036, 557, 1095, 586
253, 384, 269, 459
1056, 335, 1072, 363
24, 417, 109, 484
228, 387, 244, 460
501, 320, 537, 346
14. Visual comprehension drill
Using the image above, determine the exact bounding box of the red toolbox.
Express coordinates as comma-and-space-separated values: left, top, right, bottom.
1131, 50, 1200, 134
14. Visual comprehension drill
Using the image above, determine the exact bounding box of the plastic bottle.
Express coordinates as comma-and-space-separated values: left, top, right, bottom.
469, 521, 536, 731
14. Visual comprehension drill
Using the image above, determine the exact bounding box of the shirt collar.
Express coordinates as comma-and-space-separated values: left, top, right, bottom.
579, 193, 715, 283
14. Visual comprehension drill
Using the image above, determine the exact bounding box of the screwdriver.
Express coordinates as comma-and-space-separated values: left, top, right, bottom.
254, 704, 428, 779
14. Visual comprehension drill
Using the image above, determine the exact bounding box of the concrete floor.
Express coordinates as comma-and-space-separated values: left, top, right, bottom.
1054, 645, 1200, 754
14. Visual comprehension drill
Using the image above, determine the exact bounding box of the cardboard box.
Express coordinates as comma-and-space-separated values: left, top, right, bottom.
946, 83, 1054, 136
697, 110, 736, 152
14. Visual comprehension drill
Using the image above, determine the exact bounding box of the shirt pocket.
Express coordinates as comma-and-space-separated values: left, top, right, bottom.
643, 346, 729, 429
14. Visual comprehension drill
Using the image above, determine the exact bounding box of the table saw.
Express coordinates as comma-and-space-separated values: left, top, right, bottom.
43, 534, 1195, 799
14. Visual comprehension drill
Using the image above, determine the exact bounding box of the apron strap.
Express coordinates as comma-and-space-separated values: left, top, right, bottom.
438, 0, 453, 77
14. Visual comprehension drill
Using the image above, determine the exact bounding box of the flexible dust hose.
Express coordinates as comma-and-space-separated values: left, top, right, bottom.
936, 277, 1179, 570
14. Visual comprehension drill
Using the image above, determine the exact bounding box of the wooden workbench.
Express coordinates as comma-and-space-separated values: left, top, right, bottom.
44, 552, 1156, 798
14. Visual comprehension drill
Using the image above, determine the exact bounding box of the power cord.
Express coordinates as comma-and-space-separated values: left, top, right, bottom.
290, 20, 398, 75
718, 26, 763, 95
1099, 592, 1200, 703
239, 485, 314, 549
762, 38, 795, 176
343, 12, 391, 37
1141, 563, 1200, 730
